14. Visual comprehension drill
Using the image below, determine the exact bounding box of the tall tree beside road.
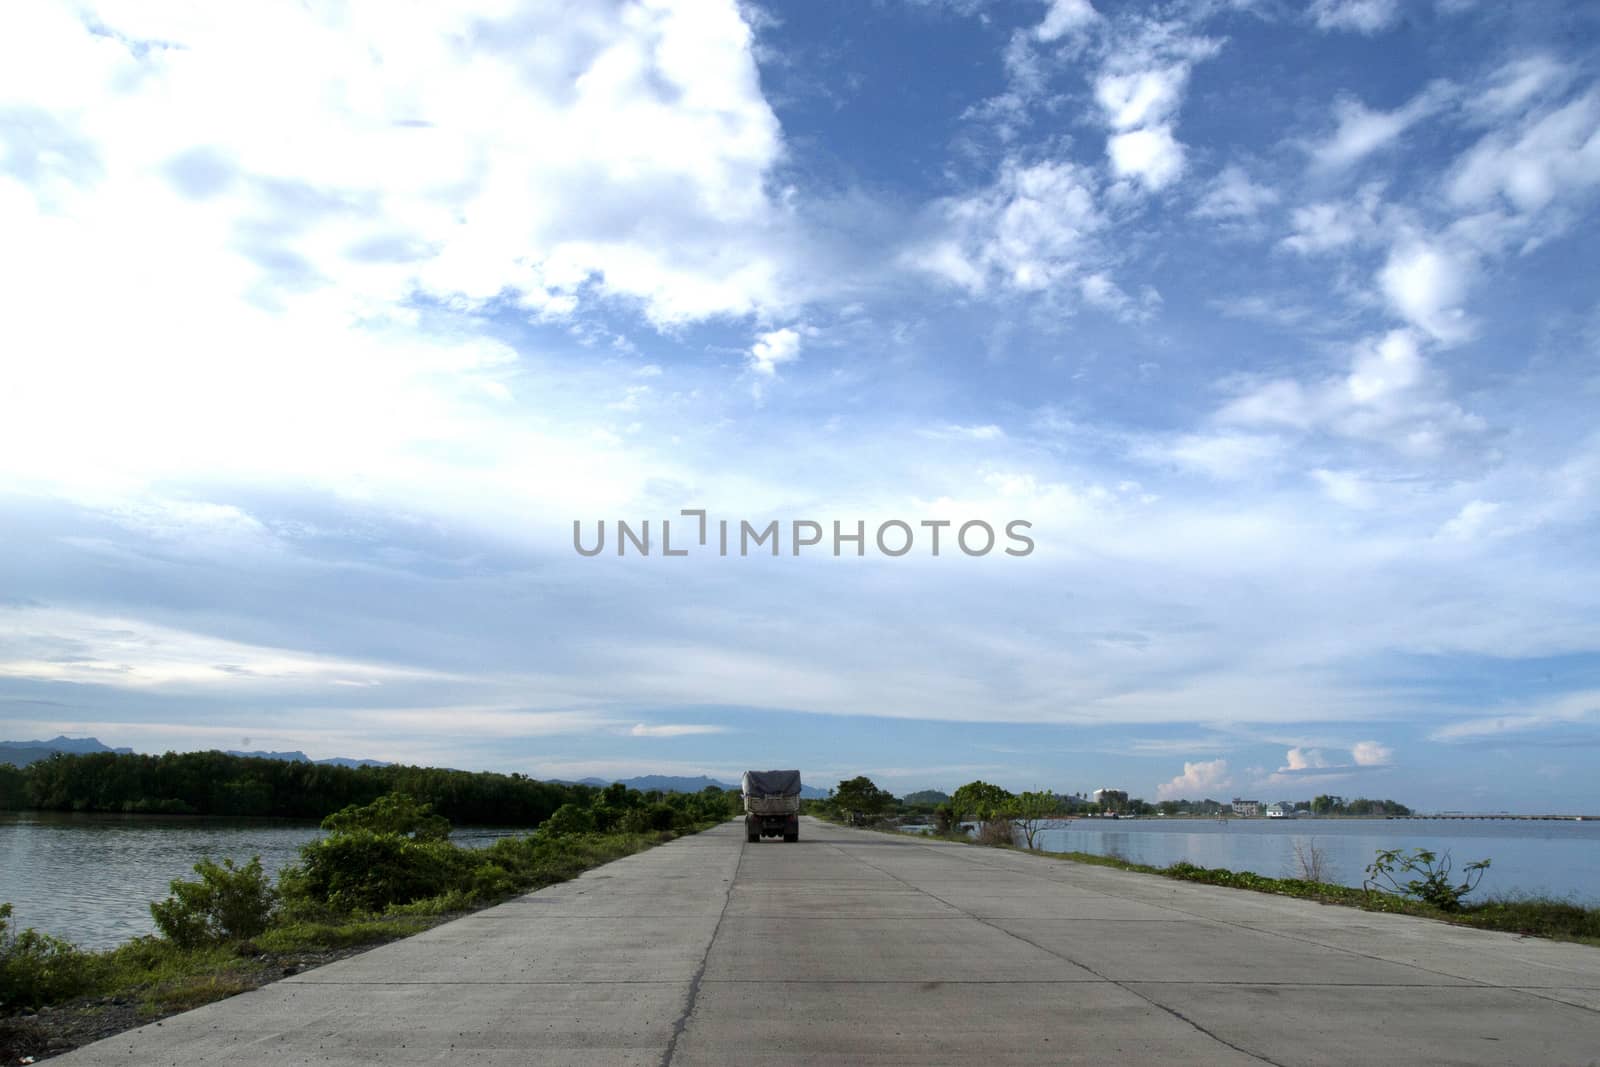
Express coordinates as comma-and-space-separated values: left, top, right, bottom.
831, 776, 895, 824
950, 780, 1015, 822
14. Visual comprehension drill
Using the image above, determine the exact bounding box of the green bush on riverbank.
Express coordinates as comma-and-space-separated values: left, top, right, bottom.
0, 785, 734, 1019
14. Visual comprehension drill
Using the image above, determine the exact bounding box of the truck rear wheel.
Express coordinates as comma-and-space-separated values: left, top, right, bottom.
783, 831, 798, 842
747, 830, 759, 843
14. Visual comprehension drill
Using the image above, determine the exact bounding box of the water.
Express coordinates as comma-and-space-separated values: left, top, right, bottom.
0, 812, 533, 950
1016, 817, 1600, 903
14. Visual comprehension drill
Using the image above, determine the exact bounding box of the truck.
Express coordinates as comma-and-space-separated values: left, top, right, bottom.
742, 769, 802, 843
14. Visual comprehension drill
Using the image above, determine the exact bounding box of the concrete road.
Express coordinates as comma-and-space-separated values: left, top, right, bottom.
56, 817, 1600, 1065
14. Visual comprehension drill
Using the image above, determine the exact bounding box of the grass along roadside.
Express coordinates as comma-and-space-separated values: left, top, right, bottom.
2, 791, 733, 1063
827, 813, 1600, 949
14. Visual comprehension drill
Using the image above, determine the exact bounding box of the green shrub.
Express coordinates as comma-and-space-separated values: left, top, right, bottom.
0, 903, 99, 1010
1364, 847, 1490, 912
540, 802, 595, 837
150, 856, 277, 948
617, 803, 675, 834
289, 831, 473, 913
321, 793, 450, 840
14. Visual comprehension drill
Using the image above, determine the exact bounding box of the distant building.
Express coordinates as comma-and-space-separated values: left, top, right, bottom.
1232, 797, 1261, 817
1265, 802, 1291, 819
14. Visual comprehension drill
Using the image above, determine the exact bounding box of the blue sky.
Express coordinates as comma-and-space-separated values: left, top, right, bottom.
1, 0, 1598, 811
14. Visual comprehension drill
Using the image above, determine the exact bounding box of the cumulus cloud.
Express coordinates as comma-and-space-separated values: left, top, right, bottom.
1261, 740, 1394, 786
1436, 499, 1502, 541
1035, 0, 1099, 42
1378, 240, 1476, 344
0, 0, 813, 525
1351, 740, 1394, 766
908, 158, 1106, 295
1107, 127, 1186, 191
1091, 27, 1219, 193
748, 328, 803, 376
1215, 329, 1484, 454
1157, 759, 1233, 800
1096, 65, 1190, 131
1282, 747, 1331, 771
0, 2, 796, 326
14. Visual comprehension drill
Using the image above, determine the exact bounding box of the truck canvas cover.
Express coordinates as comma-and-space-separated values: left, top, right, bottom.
742, 769, 802, 797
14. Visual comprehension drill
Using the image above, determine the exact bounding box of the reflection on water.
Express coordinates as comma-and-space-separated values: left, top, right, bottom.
1026, 818, 1600, 903
0, 812, 531, 950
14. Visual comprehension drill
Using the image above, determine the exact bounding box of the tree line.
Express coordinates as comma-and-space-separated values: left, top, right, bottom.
818, 776, 1412, 827
0, 750, 629, 825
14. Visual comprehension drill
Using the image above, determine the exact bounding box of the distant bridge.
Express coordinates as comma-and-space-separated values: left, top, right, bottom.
1386, 813, 1593, 821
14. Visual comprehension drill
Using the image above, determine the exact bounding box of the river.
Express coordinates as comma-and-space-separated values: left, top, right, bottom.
1019, 817, 1600, 903
0, 812, 533, 950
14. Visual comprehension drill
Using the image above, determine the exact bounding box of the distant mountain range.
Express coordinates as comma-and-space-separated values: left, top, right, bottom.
0, 736, 389, 769
0, 735, 134, 767
221, 749, 392, 768
557, 773, 829, 798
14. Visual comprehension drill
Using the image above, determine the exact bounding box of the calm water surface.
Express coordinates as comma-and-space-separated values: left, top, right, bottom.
1021, 817, 1600, 903
0, 812, 532, 950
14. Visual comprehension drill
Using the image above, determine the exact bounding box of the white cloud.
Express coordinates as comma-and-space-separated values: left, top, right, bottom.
909, 158, 1106, 295
1429, 690, 1600, 743
1096, 65, 1189, 131
1107, 127, 1186, 191
1351, 740, 1394, 766
1035, 0, 1099, 42
0, 605, 444, 690
748, 328, 803, 376
1309, 84, 1453, 170
1157, 758, 1233, 800
1282, 746, 1331, 771
629, 723, 729, 737
0, 0, 810, 527
1310, 0, 1401, 34
1091, 27, 1219, 194
1449, 89, 1600, 214
1436, 499, 1501, 541
1467, 55, 1574, 123
1193, 165, 1280, 220
1215, 329, 1484, 455
1378, 240, 1476, 343
1258, 740, 1393, 787
1280, 184, 1385, 255
1346, 328, 1427, 403
0, 1, 793, 324
926, 424, 1006, 441
1312, 469, 1378, 509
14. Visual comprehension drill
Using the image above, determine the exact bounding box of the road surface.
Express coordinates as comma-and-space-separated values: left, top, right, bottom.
56, 817, 1600, 1065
